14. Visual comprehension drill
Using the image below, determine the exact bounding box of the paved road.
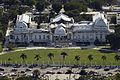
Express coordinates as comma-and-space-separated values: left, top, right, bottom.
0, 66, 119, 80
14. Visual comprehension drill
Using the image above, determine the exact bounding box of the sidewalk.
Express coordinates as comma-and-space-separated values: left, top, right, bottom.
0, 45, 104, 55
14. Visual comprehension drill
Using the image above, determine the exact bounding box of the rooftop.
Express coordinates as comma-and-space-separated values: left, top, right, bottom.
51, 13, 72, 23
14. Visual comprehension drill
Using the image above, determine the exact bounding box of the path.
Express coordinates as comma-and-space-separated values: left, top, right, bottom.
0, 45, 106, 55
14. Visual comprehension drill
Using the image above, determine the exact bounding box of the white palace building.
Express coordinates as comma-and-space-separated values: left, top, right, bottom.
7, 12, 114, 47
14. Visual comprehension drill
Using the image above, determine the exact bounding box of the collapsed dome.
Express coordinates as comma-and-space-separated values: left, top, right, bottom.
54, 24, 66, 36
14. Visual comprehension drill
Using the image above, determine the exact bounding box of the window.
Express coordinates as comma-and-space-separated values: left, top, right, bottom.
25, 36, 28, 40
76, 36, 78, 39
47, 35, 50, 39
20, 26, 23, 28
78, 35, 80, 39
35, 35, 37, 39
43, 35, 45, 39
21, 35, 24, 40
10, 35, 14, 39
82, 35, 84, 39
100, 34, 102, 39
86, 35, 88, 39
16, 36, 19, 40
39, 35, 41, 39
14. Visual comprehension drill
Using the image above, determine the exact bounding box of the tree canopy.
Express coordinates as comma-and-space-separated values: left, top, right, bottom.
106, 25, 120, 50
52, 2, 62, 13
64, 2, 87, 12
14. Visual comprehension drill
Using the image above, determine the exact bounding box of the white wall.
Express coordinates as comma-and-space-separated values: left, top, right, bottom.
73, 32, 107, 42
116, 14, 120, 24
32, 33, 51, 42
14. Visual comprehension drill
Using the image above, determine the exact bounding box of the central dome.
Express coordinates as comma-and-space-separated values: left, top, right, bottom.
54, 24, 66, 36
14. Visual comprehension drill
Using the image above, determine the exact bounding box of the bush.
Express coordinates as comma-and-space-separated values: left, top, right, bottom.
8, 43, 15, 51
52, 2, 62, 13
79, 69, 87, 75
64, 2, 87, 12
0, 76, 12, 80
16, 76, 32, 80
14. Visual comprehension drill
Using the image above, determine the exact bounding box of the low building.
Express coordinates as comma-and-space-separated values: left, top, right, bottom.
102, 5, 120, 11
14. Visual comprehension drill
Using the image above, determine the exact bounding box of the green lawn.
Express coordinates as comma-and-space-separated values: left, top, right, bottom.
0, 49, 120, 66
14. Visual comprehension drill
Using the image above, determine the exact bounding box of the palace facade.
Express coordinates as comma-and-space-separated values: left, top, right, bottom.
8, 12, 114, 47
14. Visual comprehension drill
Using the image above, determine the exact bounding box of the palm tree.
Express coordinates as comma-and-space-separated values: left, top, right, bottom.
101, 55, 106, 61
8, 57, 12, 64
114, 55, 120, 62
88, 54, 93, 65
74, 55, 80, 65
47, 53, 54, 64
61, 52, 68, 64
47, 53, 54, 61
101, 55, 106, 65
34, 54, 41, 64
20, 53, 27, 64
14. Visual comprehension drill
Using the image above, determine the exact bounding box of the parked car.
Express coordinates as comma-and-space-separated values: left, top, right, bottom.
0, 68, 4, 71
11, 69, 17, 72
21, 71, 25, 73
55, 45, 62, 48
46, 71, 55, 74
104, 68, 110, 71
25, 68, 32, 72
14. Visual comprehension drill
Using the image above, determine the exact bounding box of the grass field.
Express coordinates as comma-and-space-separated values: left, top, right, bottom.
0, 49, 120, 66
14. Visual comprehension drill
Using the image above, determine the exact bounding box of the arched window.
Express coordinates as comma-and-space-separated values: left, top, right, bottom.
47, 35, 50, 39
16, 36, 19, 41
43, 35, 45, 39
35, 35, 37, 39
100, 34, 102, 39
10, 35, 14, 39
39, 35, 41, 39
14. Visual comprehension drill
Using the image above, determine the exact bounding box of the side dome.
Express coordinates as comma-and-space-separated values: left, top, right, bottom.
54, 24, 66, 36
15, 21, 28, 29
94, 18, 107, 27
